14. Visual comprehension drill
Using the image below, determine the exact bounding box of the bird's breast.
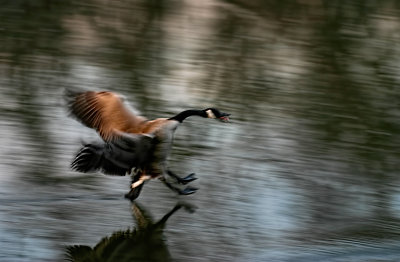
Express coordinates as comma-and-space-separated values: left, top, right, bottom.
146, 120, 180, 171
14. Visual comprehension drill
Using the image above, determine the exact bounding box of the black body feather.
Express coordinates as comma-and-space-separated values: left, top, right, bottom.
71, 134, 155, 176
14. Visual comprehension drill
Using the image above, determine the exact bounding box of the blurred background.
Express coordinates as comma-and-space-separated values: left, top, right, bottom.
1, 0, 400, 261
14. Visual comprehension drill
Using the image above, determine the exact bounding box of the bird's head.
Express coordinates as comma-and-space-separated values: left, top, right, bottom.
204, 108, 230, 122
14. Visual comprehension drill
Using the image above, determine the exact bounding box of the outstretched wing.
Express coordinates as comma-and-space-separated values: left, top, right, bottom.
66, 88, 147, 141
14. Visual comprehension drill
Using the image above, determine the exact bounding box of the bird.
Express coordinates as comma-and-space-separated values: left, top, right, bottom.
66, 201, 195, 262
65, 88, 230, 200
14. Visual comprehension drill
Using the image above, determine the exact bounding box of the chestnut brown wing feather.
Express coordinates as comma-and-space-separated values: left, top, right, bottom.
67, 90, 147, 141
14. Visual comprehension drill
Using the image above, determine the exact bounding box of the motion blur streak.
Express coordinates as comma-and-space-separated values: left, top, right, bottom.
1, 0, 400, 261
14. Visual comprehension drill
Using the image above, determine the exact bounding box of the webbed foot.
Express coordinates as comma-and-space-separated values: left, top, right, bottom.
125, 183, 144, 201
160, 176, 198, 196
178, 186, 198, 195
168, 171, 198, 185
178, 173, 198, 185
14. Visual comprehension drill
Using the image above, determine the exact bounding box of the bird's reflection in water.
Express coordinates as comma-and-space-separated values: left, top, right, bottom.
66, 202, 195, 262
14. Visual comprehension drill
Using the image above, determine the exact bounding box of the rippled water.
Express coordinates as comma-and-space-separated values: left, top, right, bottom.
1, 1, 400, 261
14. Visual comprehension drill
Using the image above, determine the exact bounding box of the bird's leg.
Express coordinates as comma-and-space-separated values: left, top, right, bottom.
167, 170, 197, 185
132, 175, 151, 188
125, 183, 144, 201
159, 176, 198, 195
125, 170, 149, 201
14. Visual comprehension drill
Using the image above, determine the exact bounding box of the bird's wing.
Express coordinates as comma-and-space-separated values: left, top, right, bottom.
66, 89, 147, 141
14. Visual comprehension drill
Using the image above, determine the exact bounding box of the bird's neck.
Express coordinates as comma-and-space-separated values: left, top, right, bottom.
168, 110, 206, 123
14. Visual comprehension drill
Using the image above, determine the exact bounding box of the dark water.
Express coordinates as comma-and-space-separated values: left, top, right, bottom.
1, 0, 400, 261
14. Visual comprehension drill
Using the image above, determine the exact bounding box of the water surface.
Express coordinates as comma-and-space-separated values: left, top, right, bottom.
1, 1, 400, 261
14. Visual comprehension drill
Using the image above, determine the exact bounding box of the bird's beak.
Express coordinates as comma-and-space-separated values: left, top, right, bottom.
219, 113, 230, 122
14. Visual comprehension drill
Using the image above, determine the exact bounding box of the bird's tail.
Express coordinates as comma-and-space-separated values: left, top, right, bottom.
71, 142, 130, 175
71, 144, 103, 173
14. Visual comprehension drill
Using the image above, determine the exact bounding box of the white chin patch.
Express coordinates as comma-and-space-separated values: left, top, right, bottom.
206, 109, 216, 119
